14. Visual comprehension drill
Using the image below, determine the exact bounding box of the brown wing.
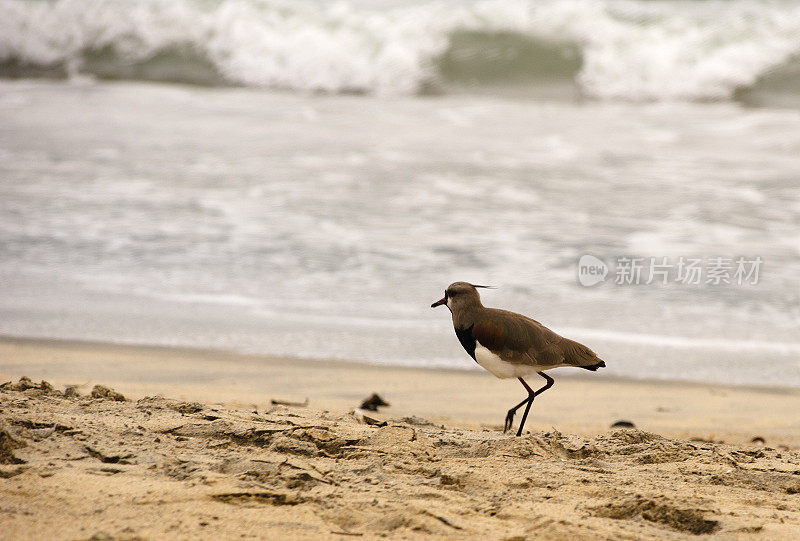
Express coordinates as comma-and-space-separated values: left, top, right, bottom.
471, 319, 507, 351
475, 308, 605, 370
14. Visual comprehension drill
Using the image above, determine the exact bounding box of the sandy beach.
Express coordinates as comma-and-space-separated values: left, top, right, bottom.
2, 336, 799, 539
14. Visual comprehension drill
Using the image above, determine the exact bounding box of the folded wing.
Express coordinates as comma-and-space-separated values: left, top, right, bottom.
473, 309, 605, 370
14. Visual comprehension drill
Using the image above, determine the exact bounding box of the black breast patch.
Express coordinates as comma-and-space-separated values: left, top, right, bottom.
454, 324, 476, 361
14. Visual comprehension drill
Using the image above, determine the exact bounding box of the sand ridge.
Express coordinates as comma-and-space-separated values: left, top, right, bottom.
1, 378, 799, 540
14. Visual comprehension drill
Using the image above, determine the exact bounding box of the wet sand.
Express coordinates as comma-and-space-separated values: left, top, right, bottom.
2, 336, 799, 446
1, 336, 800, 539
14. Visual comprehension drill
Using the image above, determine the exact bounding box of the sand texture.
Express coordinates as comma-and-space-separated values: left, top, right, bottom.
2, 376, 799, 540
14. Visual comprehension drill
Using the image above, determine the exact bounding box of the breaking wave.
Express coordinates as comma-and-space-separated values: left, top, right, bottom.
2, 0, 800, 103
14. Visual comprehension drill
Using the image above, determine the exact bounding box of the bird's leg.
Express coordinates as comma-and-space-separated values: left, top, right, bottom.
504, 394, 531, 433
514, 372, 555, 437
504, 377, 536, 433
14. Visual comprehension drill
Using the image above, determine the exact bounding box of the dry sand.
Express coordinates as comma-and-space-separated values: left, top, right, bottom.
1, 336, 800, 539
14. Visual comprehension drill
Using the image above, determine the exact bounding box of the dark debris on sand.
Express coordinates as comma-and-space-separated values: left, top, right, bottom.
359, 393, 390, 412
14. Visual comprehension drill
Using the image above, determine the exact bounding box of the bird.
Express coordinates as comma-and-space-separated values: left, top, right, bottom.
431, 281, 605, 436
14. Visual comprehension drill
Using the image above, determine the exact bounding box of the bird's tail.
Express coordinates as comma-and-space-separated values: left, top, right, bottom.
562, 338, 606, 371
579, 360, 606, 371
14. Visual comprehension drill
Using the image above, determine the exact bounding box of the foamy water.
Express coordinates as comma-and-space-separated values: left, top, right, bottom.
2, 0, 800, 104
1, 80, 799, 386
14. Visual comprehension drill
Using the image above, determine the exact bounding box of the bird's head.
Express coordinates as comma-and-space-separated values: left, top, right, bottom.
431, 282, 492, 312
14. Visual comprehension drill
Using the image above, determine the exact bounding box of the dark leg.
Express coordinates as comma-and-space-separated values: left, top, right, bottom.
505, 372, 555, 437
515, 372, 554, 436
504, 378, 535, 433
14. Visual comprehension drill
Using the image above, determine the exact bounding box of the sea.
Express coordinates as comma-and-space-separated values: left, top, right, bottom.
1, 0, 799, 387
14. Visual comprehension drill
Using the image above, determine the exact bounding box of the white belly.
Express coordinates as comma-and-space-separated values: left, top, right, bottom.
474, 343, 540, 379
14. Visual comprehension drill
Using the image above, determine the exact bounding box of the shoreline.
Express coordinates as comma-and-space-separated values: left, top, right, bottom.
2, 333, 798, 394
3, 334, 800, 447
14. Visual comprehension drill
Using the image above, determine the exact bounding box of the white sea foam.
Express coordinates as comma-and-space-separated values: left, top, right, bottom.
1, 0, 800, 101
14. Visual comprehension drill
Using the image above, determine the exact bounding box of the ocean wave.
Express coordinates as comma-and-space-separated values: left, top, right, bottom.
2, 0, 800, 102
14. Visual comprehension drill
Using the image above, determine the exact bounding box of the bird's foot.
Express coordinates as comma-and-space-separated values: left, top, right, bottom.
504, 410, 515, 433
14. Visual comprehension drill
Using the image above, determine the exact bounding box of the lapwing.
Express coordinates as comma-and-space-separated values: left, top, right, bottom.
432, 282, 605, 436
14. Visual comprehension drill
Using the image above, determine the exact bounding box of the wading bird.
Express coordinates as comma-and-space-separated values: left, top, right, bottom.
432, 282, 605, 436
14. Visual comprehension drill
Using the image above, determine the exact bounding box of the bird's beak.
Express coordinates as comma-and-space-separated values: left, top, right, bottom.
431, 297, 446, 308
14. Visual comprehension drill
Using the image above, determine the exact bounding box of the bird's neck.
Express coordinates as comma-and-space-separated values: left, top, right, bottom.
452, 302, 485, 329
